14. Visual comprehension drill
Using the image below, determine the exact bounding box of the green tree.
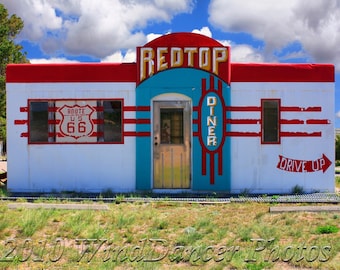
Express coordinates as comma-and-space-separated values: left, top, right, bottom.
0, 3, 28, 149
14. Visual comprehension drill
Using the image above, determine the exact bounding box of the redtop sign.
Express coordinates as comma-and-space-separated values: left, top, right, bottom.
136, 33, 230, 85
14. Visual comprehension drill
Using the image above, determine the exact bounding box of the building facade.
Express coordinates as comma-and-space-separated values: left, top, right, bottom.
6, 33, 335, 194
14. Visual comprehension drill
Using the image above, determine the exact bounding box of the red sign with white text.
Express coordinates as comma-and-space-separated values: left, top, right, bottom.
277, 154, 332, 173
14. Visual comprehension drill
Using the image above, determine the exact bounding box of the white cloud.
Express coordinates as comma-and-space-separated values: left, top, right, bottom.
101, 49, 136, 63
230, 44, 264, 63
336, 111, 340, 118
208, 0, 340, 69
192, 26, 212, 38
29, 57, 79, 63
3, 0, 194, 58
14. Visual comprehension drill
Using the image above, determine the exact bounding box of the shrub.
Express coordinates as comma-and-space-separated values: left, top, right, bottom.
316, 225, 339, 234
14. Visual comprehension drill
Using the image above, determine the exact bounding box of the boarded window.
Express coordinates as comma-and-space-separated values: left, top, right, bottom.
262, 100, 280, 143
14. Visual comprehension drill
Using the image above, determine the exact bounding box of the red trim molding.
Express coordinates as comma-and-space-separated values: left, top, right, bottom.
7, 63, 334, 83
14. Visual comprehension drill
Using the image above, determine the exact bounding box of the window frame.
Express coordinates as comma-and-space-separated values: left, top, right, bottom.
27, 98, 124, 144
261, 99, 281, 144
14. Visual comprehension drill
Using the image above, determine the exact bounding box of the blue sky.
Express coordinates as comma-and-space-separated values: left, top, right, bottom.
2, 0, 339, 128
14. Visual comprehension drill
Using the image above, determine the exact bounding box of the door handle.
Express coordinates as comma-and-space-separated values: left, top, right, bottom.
154, 136, 158, 146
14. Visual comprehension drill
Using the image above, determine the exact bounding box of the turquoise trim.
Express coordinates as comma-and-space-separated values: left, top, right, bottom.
135, 68, 231, 192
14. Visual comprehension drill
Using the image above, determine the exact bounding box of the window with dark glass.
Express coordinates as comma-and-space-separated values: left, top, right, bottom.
29, 102, 48, 142
262, 99, 280, 143
160, 108, 183, 144
28, 99, 122, 144
97, 100, 122, 142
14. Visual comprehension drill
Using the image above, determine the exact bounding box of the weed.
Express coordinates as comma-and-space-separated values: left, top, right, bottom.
238, 227, 252, 242
19, 209, 56, 237
316, 225, 339, 234
291, 184, 304, 195
115, 194, 125, 204
240, 188, 251, 197
0, 187, 8, 197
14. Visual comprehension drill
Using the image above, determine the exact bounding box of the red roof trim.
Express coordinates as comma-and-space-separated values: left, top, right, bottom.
6, 62, 334, 83
6, 63, 136, 83
231, 63, 334, 82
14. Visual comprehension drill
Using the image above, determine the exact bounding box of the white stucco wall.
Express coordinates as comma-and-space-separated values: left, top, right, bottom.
229, 82, 335, 194
7, 82, 136, 193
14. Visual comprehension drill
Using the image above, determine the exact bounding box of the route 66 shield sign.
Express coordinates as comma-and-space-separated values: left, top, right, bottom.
58, 104, 95, 140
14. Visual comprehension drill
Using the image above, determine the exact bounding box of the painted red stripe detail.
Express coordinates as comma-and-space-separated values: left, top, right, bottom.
14, 120, 28, 125
7, 63, 136, 83
280, 119, 304, 124
210, 153, 214, 184
193, 132, 199, 137
92, 119, 104, 124
20, 132, 28, 137
193, 106, 199, 112
90, 132, 103, 137
280, 132, 321, 137
231, 63, 334, 82
225, 132, 261, 137
124, 119, 150, 124
192, 119, 199, 124
93, 107, 104, 112
124, 106, 150, 112
218, 150, 223, 176
225, 119, 260, 124
48, 119, 61, 125
306, 119, 330, 124
20, 107, 28, 112
280, 106, 321, 112
202, 150, 207, 175
225, 106, 261, 112
48, 107, 59, 112
124, 131, 150, 137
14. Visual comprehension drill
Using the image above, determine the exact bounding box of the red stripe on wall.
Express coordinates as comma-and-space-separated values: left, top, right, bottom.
280, 132, 322, 137
20, 132, 28, 137
124, 131, 151, 137
124, 119, 150, 124
124, 106, 150, 112
225, 132, 261, 137
92, 119, 104, 124
280, 119, 304, 124
306, 119, 330, 124
225, 106, 261, 112
225, 119, 260, 124
48, 119, 61, 125
281, 106, 322, 112
14, 120, 28, 125
20, 107, 28, 112
192, 119, 199, 125
48, 107, 59, 112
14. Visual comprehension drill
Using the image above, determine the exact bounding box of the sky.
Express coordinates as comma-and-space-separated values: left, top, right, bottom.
2, 0, 340, 128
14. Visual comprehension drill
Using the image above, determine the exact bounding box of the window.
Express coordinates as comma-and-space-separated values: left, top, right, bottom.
28, 99, 122, 144
97, 100, 122, 142
261, 99, 280, 144
160, 108, 184, 144
29, 102, 49, 142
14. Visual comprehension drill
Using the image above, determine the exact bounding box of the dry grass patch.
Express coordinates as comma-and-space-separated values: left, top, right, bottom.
0, 201, 338, 269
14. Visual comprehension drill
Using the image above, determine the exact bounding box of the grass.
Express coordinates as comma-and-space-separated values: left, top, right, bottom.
0, 201, 339, 269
